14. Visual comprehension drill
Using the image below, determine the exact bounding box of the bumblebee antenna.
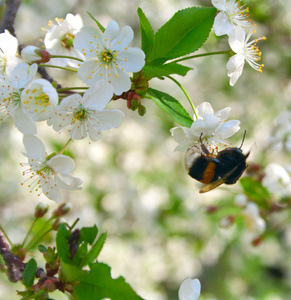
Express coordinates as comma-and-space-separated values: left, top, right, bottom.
239, 130, 247, 149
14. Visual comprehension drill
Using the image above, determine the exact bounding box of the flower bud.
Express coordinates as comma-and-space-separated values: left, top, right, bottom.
220, 215, 235, 228
130, 98, 139, 110
21, 46, 50, 63
34, 202, 49, 218
206, 205, 218, 213
52, 203, 71, 217
45, 261, 59, 277
252, 236, 264, 246
52, 218, 66, 231
138, 105, 146, 116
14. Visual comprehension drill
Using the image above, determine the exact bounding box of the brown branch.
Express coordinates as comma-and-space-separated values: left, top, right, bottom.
37, 66, 62, 89
0, 229, 46, 283
0, 0, 63, 90
0, 0, 22, 35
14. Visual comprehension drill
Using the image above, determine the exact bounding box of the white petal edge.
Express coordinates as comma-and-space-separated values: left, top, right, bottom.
23, 134, 45, 161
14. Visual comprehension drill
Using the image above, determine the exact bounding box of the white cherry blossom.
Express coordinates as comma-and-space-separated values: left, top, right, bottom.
44, 13, 84, 67
22, 135, 82, 202
212, 0, 251, 36
262, 163, 291, 198
47, 81, 124, 142
0, 63, 37, 134
178, 278, 201, 300
227, 26, 266, 86
242, 202, 266, 235
0, 30, 22, 76
74, 20, 145, 95
21, 79, 58, 121
269, 111, 291, 151
170, 102, 240, 151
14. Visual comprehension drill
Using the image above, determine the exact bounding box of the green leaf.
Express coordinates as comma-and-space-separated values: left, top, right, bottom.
149, 7, 217, 64
137, 7, 155, 59
143, 62, 192, 80
87, 11, 105, 32
74, 262, 143, 300
240, 177, 271, 208
23, 258, 37, 289
60, 260, 86, 283
73, 242, 88, 267
38, 244, 47, 253
56, 224, 71, 264
80, 233, 107, 267
146, 88, 193, 127
80, 225, 98, 245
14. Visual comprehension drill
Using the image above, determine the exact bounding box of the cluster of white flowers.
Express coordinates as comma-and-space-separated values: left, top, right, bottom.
269, 110, 291, 152
212, 0, 266, 86
0, 13, 145, 202
171, 102, 240, 151
220, 194, 266, 239
262, 163, 291, 199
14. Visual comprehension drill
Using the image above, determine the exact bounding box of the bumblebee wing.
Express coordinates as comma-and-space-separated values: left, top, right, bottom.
199, 165, 239, 194
199, 178, 225, 193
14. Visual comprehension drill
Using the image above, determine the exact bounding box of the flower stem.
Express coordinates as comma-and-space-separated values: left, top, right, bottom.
166, 75, 198, 120
59, 138, 73, 155
171, 50, 231, 64
69, 218, 80, 232
38, 64, 77, 72
57, 87, 88, 92
24, 216, 55, 249
0, 225, 12, 246
19, 289, 46, 300
50, 54, 84, 62
21, 218, 37, 248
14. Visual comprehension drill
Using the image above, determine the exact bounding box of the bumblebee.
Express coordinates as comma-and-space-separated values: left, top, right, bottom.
185, 132, 249, 193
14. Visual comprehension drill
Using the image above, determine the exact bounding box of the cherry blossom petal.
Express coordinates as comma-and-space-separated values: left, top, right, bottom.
213, 12, 234, 36
102, 20, 120, 42
228, 26, 245, 53
110, 25, 134, 50
87, 126, 103, 141
109, 68, 131, 95
83, 81, 113, 110
73, 26, 102, 58
215, 107, 231, 121
10, 63, 38, 89
211, 0, 226, 11
47, 155, 76, 174
0, 30, 18, 57
215, 120, 240, 138
56, 175, 83, 190
41, 177, 62, 203
93, 109, 125, 130
23, 135, 45, 161
65, 13, 83, 30
12, 106, 37, 135
178, 278, 201, 300
77, 59, 102, 86
196, 102, 214, 118
117, 47, 146, 72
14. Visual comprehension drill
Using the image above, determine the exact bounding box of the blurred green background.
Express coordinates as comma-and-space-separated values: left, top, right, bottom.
1, 0, 291, 299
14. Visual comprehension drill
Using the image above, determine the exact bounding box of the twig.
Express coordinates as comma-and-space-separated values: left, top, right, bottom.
37, 66, 62, 89
0, 0, 22, 34
0, 229, 45, 283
